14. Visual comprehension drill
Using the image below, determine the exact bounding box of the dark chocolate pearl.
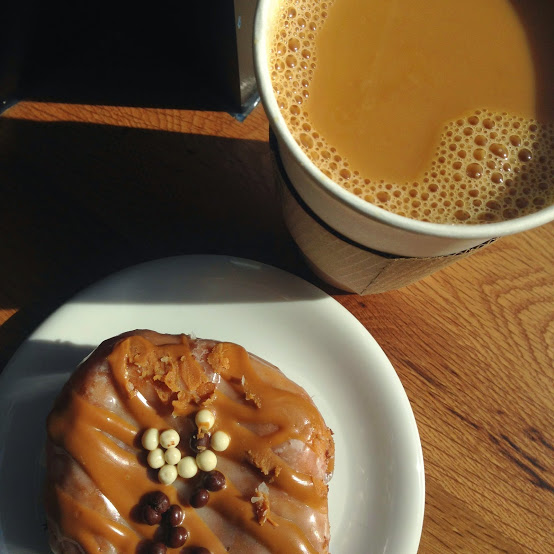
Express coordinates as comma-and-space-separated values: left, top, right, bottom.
191, 548, 211, 554
166, 526, 189, 548
190, 488, 209, 508
145, 491, 170, 514
166, 504, 184, 527
190, 433, 211, 453
141, 504, 162, 525
204, 470, 226, 492
147, 542, 167, 554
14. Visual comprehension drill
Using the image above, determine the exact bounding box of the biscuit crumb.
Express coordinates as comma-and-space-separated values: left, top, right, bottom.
246, 449, 282, 481
241, 375, 262, 408
251, 482, 278, 527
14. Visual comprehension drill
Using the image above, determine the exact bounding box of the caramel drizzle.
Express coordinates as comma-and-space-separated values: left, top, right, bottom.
46, 334, 330, 553
55, 487, 139, 552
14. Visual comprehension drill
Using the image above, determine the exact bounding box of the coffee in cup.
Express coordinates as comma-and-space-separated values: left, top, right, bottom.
268, 0, 553, 225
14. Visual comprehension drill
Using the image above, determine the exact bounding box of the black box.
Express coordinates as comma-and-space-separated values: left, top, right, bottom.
0, 1, 258, 115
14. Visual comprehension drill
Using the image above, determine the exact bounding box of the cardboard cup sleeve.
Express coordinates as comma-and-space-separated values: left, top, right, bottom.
275, 154, 495, 295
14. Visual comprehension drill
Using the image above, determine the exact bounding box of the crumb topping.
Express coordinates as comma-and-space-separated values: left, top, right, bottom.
251, 482, 279, 527
125, 337, 216, 415
207, 343, 231, 374
246, 449, 282, 481
241, 375, 263, 408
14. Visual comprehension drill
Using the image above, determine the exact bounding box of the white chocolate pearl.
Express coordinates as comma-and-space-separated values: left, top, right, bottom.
147, 448, 165, 469
196, 450, 217, 472
158, 464, 178, 485
211, 430, 231, 452
177, 456, 198, 479
164, 447, 182, 466
160, 429, 180, 449
141, 428, 159, 451
195, 409, 215, 431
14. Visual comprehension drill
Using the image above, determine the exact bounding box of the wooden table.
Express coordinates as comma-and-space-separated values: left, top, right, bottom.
1, 101, 552, 553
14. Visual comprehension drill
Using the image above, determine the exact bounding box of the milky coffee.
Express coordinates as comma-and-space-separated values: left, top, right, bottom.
269, 0, 554, 224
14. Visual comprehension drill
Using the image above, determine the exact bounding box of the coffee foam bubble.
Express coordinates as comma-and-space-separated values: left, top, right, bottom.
269, 0, 554, 224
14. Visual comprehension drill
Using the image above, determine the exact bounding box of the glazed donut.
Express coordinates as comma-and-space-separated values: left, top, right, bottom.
45, 330, 334, 553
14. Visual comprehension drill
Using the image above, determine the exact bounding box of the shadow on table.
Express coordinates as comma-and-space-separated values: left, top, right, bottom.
0, 116, 344, 368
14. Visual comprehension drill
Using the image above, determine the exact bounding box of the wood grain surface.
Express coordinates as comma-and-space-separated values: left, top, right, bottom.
1, 101, 552, 553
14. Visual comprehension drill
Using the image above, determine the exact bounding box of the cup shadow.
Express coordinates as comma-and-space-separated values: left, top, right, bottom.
0, 116, 344, 372
0, 116, 297, 308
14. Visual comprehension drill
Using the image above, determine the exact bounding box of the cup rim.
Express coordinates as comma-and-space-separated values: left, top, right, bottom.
253, 0, 554, 241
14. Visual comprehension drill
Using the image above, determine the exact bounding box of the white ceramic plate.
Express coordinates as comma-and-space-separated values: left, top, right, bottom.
0, 255, 424, 553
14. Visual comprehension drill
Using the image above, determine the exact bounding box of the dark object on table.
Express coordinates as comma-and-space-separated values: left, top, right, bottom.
0, 1, 258, 116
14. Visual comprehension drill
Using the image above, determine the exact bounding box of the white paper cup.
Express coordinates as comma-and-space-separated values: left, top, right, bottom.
253, 0, 554, 290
